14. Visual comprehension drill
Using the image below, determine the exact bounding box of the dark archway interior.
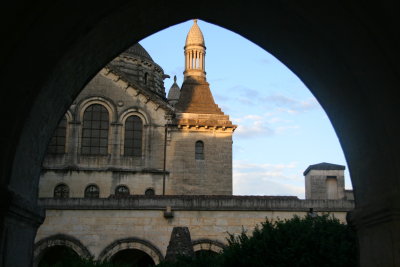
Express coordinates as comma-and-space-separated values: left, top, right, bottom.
1, 1, 400, 266
195, 249, 219, 258
111, 249, 155, 267
38, 246, 79, 267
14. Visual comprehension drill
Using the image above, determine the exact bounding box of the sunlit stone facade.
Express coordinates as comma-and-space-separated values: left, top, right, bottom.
35, 20, 353, 266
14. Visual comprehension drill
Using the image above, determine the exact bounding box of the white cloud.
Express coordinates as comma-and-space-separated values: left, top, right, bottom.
233, 161, 304, 198
232, 161, 305, 198
234, 161, 297, 170
260, 94, 320, 114
234, 119, 274, 138
232, 113, 298, 138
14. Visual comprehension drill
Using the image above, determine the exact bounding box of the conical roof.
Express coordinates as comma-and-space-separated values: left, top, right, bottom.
185, 19, 205, 47
122, 43, 154, 62
175, 76, 223, 114
168, 76, 181, 100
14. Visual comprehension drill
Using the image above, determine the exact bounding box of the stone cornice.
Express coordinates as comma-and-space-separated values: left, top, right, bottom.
38, 196, 354, 212
101, 67, 173, 114
174, 113, 237, 131
41, 166, 169, 175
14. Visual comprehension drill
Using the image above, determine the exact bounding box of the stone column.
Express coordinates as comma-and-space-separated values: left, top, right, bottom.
348, 196, 400, 267
185, 51, 188, 70
0, 188, 44, 267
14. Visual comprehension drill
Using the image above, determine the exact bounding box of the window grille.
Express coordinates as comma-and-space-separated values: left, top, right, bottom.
54, 184, 69, 198
81, 104, 109, 155
195, 141, 204, 160
124, 116, 143, 157
115, 185, 130, 197
84, 185, 99, 198
48, 116, 67, 154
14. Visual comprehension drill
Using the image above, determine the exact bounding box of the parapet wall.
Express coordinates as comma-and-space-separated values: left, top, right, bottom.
38, 195, 354, 212
36, 196, 354, 260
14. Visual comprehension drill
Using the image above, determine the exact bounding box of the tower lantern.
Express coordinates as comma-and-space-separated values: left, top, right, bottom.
184, 19, 206, 79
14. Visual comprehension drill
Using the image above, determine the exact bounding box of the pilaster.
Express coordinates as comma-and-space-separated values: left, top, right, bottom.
0, 188, 45, 267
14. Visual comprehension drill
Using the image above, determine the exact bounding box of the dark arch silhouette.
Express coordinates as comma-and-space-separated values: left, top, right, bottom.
37, 246, 78, 267
111, 249, 155, 267
33, 234, 92, 266
0, 2, 399, 266
98, 237, 163, 265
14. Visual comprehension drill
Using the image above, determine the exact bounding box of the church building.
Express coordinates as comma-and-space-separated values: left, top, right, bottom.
34, 20, 353, 266
38, 19, 235, 199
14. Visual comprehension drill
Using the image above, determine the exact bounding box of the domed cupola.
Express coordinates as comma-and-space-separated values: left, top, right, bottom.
108, 43, 167, 98
122, 43, 154, 62
167, 75, 181, 106
184, 19, 206, 79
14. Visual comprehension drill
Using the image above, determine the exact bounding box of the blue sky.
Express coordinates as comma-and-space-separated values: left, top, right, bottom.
141, 20, 352, 198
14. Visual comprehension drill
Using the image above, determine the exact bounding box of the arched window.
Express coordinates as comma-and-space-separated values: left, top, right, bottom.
124, 116, 143, 157
81, 104, 109, 155
48, 116, 67, 154
144, 72, 148, 85
54, 184, 69, 198
84, 184, 99, 198
195, 141, 204, 160
115, 185, 130, 197
145, 188, 155, 196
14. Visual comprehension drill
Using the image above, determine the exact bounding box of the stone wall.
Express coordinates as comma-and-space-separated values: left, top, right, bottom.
305, 169, 346, 199
39, 170, 166, 198
35, 196, 354, 261
167, 129, 233, 195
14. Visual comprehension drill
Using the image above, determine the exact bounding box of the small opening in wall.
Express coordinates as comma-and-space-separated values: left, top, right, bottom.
115, 185, 130, 197
195, 141, 204, 160
145, 188, 155, 196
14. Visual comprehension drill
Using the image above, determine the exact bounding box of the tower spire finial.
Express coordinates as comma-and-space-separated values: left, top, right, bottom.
184, 19, 206, 79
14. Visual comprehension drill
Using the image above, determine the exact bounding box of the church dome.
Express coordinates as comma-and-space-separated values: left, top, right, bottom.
108, 43, 166, 98
122, 43, 154, 62
185, 19, 205, 47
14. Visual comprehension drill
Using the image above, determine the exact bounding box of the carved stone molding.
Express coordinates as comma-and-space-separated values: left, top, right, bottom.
33, 234, 92, 266
98, 237, 163, 264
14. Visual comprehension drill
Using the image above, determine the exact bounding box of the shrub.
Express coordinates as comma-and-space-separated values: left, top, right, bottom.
157, 214, 357, 267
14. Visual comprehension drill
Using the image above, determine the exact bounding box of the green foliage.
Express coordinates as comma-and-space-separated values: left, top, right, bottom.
157, 214, 357, 267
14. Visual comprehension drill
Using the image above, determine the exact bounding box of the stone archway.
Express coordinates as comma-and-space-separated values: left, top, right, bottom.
98, 237, 163, 265
33, 234, 92, 267
192, 239, 225, 255
1, 2, 400, 266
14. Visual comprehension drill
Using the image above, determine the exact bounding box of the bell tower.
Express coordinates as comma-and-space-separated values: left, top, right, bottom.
167, 20, 237, 195
184, 19, 206, 79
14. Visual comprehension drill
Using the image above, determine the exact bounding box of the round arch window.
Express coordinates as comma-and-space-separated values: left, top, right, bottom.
145, 188, 155, 196
84, 184, 99, 198
115, 185, 130, 197
54, 184, 69, 198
